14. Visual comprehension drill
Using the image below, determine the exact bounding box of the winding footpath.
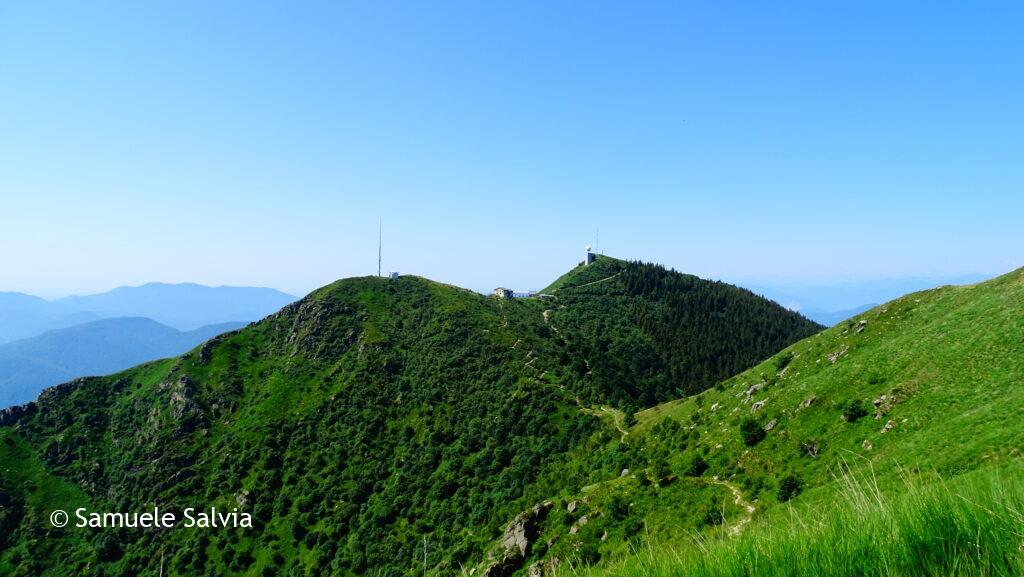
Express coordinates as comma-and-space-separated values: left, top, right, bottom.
711, 478, 756, 536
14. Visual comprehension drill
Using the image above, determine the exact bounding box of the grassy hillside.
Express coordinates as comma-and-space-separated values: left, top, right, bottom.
500, 268, 1024, 575
0, 262, 817, 577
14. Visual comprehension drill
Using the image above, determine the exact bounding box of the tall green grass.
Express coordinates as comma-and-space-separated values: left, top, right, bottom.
567, 465, 1024, 577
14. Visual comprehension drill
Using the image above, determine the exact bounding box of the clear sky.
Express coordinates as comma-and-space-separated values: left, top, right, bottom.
2, 1, 1022, 298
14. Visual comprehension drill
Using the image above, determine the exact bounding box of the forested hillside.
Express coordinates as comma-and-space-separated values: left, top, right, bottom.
0, 260, 823, 576
546, 257, 821, 408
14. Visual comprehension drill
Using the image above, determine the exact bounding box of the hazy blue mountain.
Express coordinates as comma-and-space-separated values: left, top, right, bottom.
0, 292, 100, 344
54, 282, 297, 330
0, 317, 245, 408
798, 304, 877, 326
737, 274, 990, 327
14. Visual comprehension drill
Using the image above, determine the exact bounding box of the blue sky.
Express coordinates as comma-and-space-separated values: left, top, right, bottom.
1, 1, 1022, 298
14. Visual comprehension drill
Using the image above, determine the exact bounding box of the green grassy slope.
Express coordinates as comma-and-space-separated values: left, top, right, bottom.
506, 268, 1024, 575
0, 263, 818, 577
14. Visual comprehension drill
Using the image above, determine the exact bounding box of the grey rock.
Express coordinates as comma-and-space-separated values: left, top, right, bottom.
798, 395, 817, 410
0, 402, 36, 428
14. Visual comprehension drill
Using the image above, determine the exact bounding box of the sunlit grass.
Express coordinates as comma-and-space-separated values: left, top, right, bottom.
565, 464, 1024, 577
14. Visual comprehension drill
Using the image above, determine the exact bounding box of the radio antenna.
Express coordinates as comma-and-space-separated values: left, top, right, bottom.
378, 218, 382, 277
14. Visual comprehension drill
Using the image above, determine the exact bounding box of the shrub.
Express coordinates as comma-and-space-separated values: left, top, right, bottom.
773, 352, 794, 371
624, 408, 638, 428
683, 455, 708, 477
740, 417, 766, 447
842, 400, 870, 423
777, 474, 803, 502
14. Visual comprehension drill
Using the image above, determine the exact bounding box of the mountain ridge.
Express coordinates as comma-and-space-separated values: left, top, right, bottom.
5, 259, 1014, 576
0, 258, 818, 576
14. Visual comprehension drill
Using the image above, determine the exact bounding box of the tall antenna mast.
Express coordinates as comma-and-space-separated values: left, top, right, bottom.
378, 218, 382, 277
596, 228, 600, 255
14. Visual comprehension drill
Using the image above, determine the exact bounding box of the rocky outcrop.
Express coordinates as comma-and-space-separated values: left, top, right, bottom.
36, 377, 91, 405
0, 402, 36, 428
827, 346, 849, 363
483, 501, 554, 577
281, 298, 360, 360
798, 395, 817, 410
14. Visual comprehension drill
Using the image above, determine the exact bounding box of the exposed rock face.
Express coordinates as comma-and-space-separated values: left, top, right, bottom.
0, 403, 36, 428
764, 419, 778, 432
482, 555, 520, 577
566, 500, 578, 513
502, 517, 532, 558
880, 419, 896, 434
37, 377, 90, 405
167, 375, 207, 434
751, 400, 766, 413
280, 298, 360, 360
483, 501, 554, 577
855, 319, 868, 333
798, 395, 817, 410
862, 439, 873, 450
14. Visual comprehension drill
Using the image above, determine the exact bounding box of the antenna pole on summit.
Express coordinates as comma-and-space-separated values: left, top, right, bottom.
378, 218, 382, 277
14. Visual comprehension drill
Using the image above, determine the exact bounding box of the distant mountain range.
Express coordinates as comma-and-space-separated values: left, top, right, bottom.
0, 282, 297, 344
0, 292, 101, 344
0, 317, 246, 408
0, 283, 298, 407
737, 274, 989, 325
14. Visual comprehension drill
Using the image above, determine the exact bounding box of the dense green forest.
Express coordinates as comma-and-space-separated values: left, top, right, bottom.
545, 258, 821, 407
